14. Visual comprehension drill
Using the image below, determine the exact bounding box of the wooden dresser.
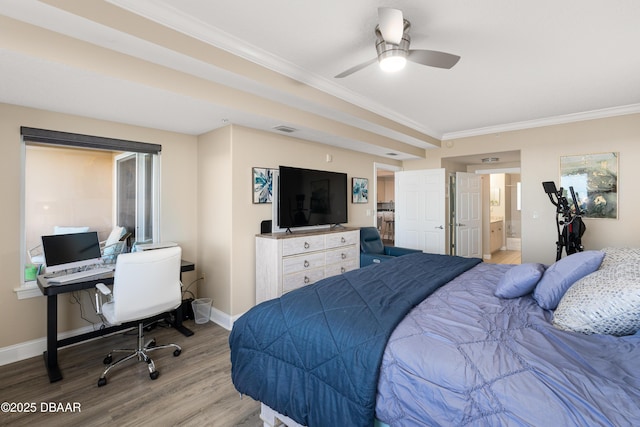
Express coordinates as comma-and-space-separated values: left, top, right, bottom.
255, 228, 360, 304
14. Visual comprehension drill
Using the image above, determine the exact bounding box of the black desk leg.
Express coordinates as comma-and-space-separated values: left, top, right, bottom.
173, 304, 194, 337
43, 294, 62, 382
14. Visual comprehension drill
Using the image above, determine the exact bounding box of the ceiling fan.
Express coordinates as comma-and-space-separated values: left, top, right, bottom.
335, 7, 460, 78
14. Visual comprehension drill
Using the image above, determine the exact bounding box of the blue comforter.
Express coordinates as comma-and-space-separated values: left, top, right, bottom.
230, 253, 482, 427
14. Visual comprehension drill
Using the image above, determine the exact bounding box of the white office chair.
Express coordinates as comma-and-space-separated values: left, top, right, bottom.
95, 246, 183, 386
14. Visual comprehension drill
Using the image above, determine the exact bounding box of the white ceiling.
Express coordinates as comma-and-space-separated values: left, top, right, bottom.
2, 0, 640, 161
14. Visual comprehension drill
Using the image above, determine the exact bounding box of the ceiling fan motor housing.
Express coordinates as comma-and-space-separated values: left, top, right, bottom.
375, 20, 411, 62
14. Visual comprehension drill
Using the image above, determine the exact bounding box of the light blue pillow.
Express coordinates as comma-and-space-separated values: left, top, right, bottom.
495, 263, 546, 298
533, 251, 605, 310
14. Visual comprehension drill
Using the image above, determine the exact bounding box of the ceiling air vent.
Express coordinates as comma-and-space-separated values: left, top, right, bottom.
273, 125, 297, 133
481, 157, 500, 163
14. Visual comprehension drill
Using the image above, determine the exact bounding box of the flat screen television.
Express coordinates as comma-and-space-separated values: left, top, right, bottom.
278, 166, 348, 229
41, 231, 103, 273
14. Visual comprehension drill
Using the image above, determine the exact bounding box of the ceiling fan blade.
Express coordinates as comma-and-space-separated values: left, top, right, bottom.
408, 49, 461, 69
377, 7, 404, 45
334, 58, 378, 78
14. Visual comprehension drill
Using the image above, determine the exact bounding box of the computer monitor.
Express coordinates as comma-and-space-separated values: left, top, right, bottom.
41, 231, 103, 273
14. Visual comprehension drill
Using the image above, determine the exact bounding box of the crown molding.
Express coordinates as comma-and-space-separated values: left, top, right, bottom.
442, 103, 640, 141
106, 0, 440, 141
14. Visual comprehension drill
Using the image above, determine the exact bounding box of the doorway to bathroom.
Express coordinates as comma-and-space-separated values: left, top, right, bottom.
445, 150, 522, 264
486, 172, 521, 264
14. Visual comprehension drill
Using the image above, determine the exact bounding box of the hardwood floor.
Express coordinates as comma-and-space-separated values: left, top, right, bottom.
0, 321, 261, 427
485, 250, 522, 264
385, 238, 521, 265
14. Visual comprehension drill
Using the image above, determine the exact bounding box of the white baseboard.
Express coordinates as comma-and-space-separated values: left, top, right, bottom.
0, 324, 97, 367
208, 306, 244, 331
0, 308, 243, 367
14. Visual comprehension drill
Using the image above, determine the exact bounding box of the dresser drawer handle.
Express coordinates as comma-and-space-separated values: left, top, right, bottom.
304, 260, 310, 268
304, 276, 310, 284
304, 242, 310, 249
341, 237, 346, 243
341, 267, 346, 273
341, 253, 347, 259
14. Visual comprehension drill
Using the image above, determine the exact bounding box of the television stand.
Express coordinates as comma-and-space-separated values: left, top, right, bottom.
255, 227, 360, 304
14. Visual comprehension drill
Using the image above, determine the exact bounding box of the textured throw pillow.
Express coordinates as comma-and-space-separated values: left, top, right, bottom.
553, 262, 640, 336
533, 250, 605, 310
599, 247, 640, 269
495, 263, 546, 298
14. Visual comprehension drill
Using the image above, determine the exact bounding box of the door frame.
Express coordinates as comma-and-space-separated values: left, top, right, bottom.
373, 162, 402, 228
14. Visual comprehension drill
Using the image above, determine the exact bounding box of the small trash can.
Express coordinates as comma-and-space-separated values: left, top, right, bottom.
191, 298, 212, 324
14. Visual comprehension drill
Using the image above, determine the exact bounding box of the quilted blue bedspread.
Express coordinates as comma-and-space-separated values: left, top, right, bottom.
376, 262, 640, 426
229, 252, 482, 427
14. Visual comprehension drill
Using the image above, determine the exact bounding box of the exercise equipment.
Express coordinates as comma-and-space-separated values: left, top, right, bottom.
542, 181, 586, 261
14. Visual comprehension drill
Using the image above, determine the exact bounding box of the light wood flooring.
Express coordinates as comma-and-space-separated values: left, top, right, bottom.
485, 250, 522, 264
0, 321, 261, 427
386, 238, 522, 265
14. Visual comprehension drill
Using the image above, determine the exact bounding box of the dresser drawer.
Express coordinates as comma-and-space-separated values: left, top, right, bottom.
326, 231, 358, 249
256, 229, 360, 304
325, 259, 358, 277
282, 268, 324, 293
325, 246, 359, 265
282, 235, 325, 256
282, 252, 325, 275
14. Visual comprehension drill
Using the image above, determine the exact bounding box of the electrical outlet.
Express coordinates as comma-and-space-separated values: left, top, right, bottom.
201, 272, 206, 281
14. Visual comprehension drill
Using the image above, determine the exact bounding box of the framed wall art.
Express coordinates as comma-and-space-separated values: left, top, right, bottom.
560, 152, 618, 219
253, 167, 276, 204
352, 177, 368, 204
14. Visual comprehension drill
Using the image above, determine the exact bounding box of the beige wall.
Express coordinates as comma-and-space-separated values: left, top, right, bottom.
196, 126, 233, 318
197, 125, 401, 317
25, 146, 114, 252
0, 103, 198, 349
405, 113, 640, 264
4, 100, 640, 351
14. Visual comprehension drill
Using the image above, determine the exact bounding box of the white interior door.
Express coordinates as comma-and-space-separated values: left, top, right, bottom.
455, 172, 482, 258
395, 169, 446, 254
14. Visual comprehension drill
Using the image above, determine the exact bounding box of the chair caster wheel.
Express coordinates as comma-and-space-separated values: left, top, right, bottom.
173, 349, 181, 357
98, 377, 107, 387
103, 355, 112, 365
149, 371, 159, 380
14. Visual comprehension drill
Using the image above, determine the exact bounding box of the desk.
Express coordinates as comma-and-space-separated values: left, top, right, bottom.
37, 260, 195, 383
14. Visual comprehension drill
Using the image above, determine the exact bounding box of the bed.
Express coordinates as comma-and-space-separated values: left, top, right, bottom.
230, 250, 640, 427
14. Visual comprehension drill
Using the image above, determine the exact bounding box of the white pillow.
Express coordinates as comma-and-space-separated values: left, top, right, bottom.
553, 262, 640, 336
105, 226, 126, 246
103, 226, 126, 257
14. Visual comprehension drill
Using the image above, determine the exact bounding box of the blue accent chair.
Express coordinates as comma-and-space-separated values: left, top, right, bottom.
360, 227, 422, 267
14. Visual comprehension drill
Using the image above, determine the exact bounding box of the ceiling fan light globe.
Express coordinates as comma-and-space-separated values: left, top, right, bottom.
379, 55, 406, 73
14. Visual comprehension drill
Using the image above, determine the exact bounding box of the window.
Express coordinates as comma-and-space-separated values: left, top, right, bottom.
116, 152, 159, 244
19, 127, 161, 298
